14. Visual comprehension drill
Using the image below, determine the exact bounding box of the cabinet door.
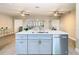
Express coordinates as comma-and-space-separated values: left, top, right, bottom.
39, 39, 51, 54
16, 40, 27, 54
28, 40, 39, 54
16, 34, 26, 39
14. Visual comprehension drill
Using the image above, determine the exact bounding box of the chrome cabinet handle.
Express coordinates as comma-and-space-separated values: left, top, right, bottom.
38, 40, 41, 44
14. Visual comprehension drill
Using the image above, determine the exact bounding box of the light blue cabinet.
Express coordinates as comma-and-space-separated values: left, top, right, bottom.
16, 34, 28, 54
16, 33, 68, 55
28, 34, 52, 54
28, 39, 51, 54
39, 39, 51, 54
28, 39, 39, 54
16, 34, 26, 39
16, 40, 27, 54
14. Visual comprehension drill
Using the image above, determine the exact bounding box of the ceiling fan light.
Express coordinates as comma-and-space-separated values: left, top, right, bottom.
54, 13, 58, 16
21, 14, 25, 16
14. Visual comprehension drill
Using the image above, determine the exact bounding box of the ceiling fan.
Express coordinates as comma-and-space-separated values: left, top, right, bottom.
52, 10, 65, 17
50, 9, 69, 17
17, 10, 30, 16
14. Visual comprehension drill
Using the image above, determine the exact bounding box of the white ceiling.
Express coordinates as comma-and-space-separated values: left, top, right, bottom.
0, 3, 75, 16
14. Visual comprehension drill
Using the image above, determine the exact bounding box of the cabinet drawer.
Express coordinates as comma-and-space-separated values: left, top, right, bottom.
16, 40, 26, 45
28, 34, 39, 39
38, 34, 52, 39
16, 34, 27, 39
28, 34, 52, 40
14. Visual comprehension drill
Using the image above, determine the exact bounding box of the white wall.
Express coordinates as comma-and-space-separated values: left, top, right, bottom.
0, 14, 14, 32
76, 4, 79, 50
60, 11, 76, 40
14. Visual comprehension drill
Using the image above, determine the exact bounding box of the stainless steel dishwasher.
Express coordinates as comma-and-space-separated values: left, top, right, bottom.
53, 34, 68, 55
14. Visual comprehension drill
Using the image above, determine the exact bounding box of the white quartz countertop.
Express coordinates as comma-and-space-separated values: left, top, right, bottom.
16, 29, 68, 34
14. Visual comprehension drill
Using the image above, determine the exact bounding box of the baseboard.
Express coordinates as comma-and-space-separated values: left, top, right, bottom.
69, 36, 76, 41
75, 48, 79, 53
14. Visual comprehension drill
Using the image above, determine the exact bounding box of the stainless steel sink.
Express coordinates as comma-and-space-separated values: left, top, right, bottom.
32, 32, 48, 33
37, 32, 48, 33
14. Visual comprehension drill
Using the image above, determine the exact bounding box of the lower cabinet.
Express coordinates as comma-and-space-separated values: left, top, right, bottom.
16, 34, 68, 55
39, 39, 51, 54
16, 40, 27, 54
28, 40, 39, 54
28, 39, 51, 55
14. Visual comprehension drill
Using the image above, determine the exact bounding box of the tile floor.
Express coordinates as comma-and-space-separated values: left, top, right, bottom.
0, 35, 79, 55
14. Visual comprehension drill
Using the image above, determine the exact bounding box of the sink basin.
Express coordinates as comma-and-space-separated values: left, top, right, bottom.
37, 32, 48, 33
32, 32, 48, 33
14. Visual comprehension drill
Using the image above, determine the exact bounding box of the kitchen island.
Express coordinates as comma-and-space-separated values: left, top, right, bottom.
16, 30, 68, 55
